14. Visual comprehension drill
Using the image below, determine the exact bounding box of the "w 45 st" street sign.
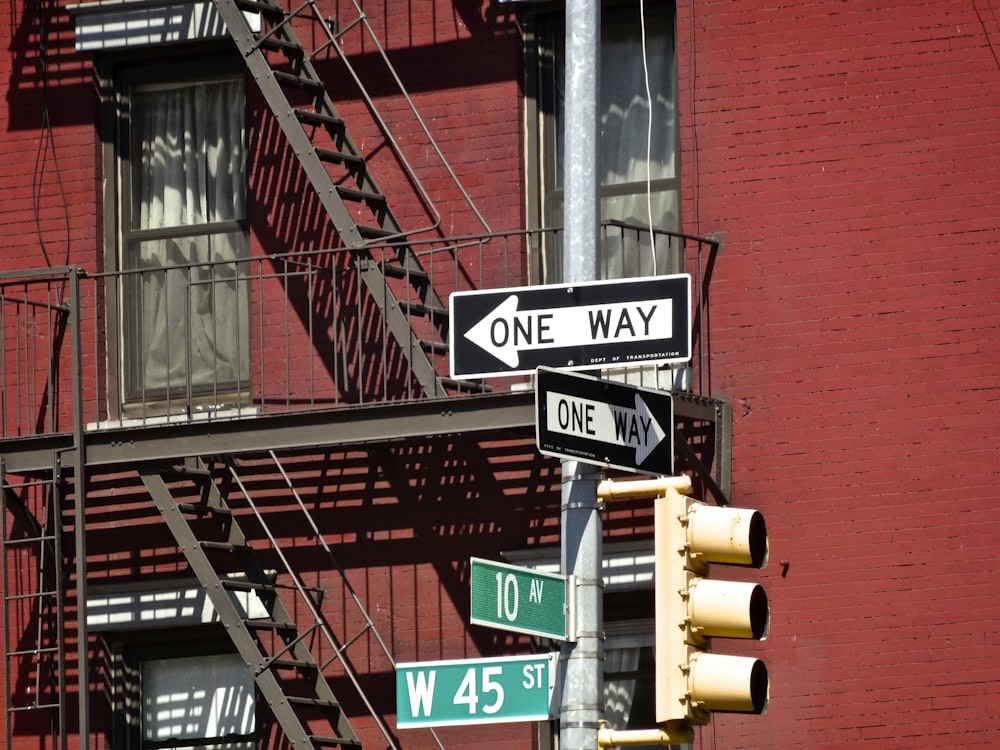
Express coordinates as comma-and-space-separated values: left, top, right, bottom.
396, 653, 558, 728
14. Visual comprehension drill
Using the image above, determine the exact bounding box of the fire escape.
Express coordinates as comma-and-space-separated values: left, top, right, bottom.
0, 0, 732, 748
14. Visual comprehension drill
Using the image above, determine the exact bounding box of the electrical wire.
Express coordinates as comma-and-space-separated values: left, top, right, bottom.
689, 0, 701, 238
33, 110, 71, 269
639, 0, 656, 275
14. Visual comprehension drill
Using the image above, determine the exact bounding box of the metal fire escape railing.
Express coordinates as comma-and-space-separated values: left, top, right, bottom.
0, 225, 727, 748
0, 267, 86, 750
0, 227, 720, 436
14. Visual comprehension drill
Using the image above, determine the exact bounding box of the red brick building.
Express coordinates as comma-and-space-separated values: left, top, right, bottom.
1, 0, 998, 748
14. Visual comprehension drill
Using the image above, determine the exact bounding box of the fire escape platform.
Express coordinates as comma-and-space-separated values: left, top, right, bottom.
0, 390, 729, 492
0, 392, 534, 475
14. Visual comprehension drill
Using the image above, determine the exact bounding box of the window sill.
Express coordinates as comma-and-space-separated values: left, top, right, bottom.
88, 404, 259, 431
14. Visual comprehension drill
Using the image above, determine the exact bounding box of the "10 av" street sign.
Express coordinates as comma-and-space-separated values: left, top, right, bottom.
470, 557, 573, 641
396, 653, 558, 728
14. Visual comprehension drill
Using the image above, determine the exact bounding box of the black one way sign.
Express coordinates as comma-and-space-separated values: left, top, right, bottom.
535, 367, 674, 476
449, 274, 691, 379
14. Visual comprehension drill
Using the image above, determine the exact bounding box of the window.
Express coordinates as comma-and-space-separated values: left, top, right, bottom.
114, 58, 250, 412
527, 1, 679, 282
503, 544, 663, 748
106, 632, 256, 750
528, 630, 658, 748
142, 653, 255, 750
604, 621, 657, 735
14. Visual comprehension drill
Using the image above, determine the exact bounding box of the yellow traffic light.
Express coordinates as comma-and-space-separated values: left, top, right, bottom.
655, 485, 770, 732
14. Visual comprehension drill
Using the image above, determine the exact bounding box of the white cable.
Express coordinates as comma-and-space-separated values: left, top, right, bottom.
639, 0, 656, 275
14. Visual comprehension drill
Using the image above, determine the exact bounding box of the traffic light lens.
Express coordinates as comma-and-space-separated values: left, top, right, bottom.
687, 580, 769, 640
747, 658, 769, 714
746, 511, 768, 569
748, 583, 769, 640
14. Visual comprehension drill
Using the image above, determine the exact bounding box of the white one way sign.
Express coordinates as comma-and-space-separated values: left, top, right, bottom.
464, 296, 669, 369
536, 367, 674, 476
450, 274, 691, 379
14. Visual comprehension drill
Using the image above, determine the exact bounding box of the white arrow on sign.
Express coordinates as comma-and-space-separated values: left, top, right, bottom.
464, 295, 672, 368
545, 389, 668, 466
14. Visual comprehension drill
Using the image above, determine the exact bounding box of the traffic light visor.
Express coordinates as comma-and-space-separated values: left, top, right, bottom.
687, 504, 768, 569
687, 578, 770, 640
689, 652, 769, 714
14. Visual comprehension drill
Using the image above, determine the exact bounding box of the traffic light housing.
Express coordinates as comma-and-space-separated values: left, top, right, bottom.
655, 485, 769, 733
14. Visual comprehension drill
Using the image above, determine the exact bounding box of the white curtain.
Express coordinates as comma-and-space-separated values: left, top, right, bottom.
126, 78, 249, 398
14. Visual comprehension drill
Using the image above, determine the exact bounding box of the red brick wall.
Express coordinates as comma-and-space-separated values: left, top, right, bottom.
1, 1, 96, 274
4, 0, 999, 748
678, 1, 1000, 747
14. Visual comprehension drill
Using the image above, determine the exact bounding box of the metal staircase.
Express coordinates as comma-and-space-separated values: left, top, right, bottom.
1, 462, 67, 750
139, 454, 443, 750
210, 0, 488, 398
139, 457, 361, 749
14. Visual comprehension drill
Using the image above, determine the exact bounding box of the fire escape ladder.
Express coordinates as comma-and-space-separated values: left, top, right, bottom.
226, 449, 447, 750
1, 461, 67, 750
138, 458, 362, 750
210, 0, 488, 398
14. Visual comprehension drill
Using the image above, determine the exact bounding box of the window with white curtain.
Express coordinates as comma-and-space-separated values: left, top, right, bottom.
118, 66, 250, 407
528, 1, 680, 283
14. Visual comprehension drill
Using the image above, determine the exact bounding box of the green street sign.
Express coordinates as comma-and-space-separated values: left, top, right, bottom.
396, 653, 558, 728
470, 557, 574, 641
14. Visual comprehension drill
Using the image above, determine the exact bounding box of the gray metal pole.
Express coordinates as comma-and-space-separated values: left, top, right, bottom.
559, 460, 603, 750
559, 0, 602, 749
563, 0, 600, 280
